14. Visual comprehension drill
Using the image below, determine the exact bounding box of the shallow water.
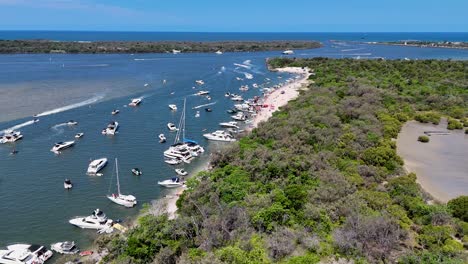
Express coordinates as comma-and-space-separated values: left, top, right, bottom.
0, 40, 467, 257
397, 120, 468, 202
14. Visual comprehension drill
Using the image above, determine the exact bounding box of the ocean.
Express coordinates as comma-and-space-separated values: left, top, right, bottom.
0, 32, 467, 262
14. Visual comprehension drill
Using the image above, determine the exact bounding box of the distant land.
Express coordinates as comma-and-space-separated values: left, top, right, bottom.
0, 40, 322, 54
370, 40, 468, 49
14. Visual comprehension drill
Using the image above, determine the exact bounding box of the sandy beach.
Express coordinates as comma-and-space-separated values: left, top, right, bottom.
396, 120, 468, 202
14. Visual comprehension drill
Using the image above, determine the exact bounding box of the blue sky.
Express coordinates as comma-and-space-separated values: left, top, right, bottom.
0, 0, 466, 32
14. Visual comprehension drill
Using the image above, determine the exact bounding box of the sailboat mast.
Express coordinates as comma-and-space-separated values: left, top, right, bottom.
182, 98, 186, 141
115, 158, 121, 195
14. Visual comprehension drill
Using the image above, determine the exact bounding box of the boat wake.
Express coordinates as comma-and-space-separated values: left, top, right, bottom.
341, 48, 365, 52
65, 64, 110, 68
35, 94, 105, 117
134, 58, 160, 61
234, 63, 251, 69
51, 123, 68, 135
192, 101, 217, 109
1, 119, 38, 134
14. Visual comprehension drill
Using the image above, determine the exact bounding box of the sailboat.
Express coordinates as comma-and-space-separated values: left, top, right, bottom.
107, 158, 137, 208
163, 98, 204, 163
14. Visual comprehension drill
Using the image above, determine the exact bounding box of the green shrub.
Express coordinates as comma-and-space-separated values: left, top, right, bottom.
447, 118, 463, 130
418, 135, 430, 143
447, 196, 468, 221
414, 112, 441, 124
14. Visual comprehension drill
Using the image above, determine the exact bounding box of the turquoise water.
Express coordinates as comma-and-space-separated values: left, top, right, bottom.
0, 37, 467, 258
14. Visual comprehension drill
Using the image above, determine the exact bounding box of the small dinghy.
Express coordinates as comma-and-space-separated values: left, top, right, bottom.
158, 177, 184, 188
64, 179, 73, 189
67, 120, 78, 126
167, 123, 178, 131
79, 250, 93, 257
75, 132, 84, 139
205, 108, 212, 112
132, 168, 142, 176
111, 109, 120, 115
195, 111, 200, 118
168, 104, 177, 111
175, 168, 188, 176
159, 133, 166, 143
51, 241, 79, 255
10, 149, 18, 155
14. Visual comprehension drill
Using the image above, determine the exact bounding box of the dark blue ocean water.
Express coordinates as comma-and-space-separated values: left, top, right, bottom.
0, 32, 467, 262
0, 31, 467, 42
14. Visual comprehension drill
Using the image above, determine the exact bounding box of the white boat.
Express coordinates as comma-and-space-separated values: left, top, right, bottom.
131, 168, 142, 176
231, 95, 243, 101
87, 158, 108, 174
219, 121, 239, 129
128, 98, 142, 107
195, 111, 200, 118
195, 90, 209, 96
236, 77, 243, 81
159, 133, 166, 143
164, 143, 194, 164
195, 80, 205, 85
107, 158, 137, 208
67, 120, 78, 126
69, 208, 113, 230
203, 130, 236, 142
64, 179, 73, 189
175, 168, 188, 176
231, 112, 247, 121
167, 123, 178, 131
74, 133, 84, 139
111, 109, 120, 115
0, 131, 23, 144
215, 50, 223, 55
225, 92, 231, 97
172, 49, 181, 54
282, 50, 294, 55
244, 73, 253, 79
168, 104, 177, 111
50, 241, 79, 255
50, 141, 75, 153
102, 121, 119, 135
239, 85, 249, 91
158, 177, 184, 188
0, 244, 53, 264
164, 158, 182, 165
253, 83, 259, 88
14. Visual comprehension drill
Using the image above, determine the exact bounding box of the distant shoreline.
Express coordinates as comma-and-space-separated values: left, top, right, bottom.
367, 40, 468, 50
0, 40, 322, 54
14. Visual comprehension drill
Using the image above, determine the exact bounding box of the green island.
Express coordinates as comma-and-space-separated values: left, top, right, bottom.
0, 40, 321, 54
371, 40, 468, 49
88, 58, 467, 263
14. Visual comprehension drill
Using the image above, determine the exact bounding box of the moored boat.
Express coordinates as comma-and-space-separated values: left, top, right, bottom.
132, 168, 142, 176
128, 98, 142, 107
175, 168, 188, 176
203, 130, 236, 142
50, 241, 79, 255
107, 158, 137, 208
167, 123, 178, 131
158, 177, 184, 188
159, 133, 167, 143
50, 141, 75, 153
168, 104, 177, 111
74, 132, 84, 139
64, 179, 73, 189
69, 208, 113, 231
87, 158, 108, 175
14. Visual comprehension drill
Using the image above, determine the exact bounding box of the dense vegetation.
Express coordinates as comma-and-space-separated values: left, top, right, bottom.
0, 40, 321, 54
377, 41, 468, 49
99, 58, 468, 263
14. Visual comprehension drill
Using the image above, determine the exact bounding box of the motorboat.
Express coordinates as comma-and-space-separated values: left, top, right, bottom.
159, 133, 166, 143
132, 168, 142, 176
205, 108, 212, 112
64, 179, 73, 189
69, 208, 114, 230
225, 92, 231, 97
168, 104, 177, 111
158, 177, 184, 188
0, 131, 23, 144
195, 90, 209, 96
195, 111, 200, 118
107, 158, 137, 208
203, 130, 236, 142
206, 95, 212, 100
67, 120, 78, 126
227, 109, 239, 114
215, 50, 223, 55
164, 144, 194, 164
219, 121, 239, 129
87, 158, 108, 174
128, 98, 142, 107
10, 149, 18, 155
167, 123, 178, 131
0, 244, 53, 264
164, 158, 182, 165
231, 112, 248, 121
172, 49, 181, 54
111, 109, 120, 115
74, 133, 84, 139
253, 83, 259, 88
50, 141, 75, 153
102, 121, 119, 135
195, 80, 205, 85
236, 77, 243, 81
50, 241, 79, 255
231, 95, 243, 101
184, 141, 205, 155
175, 168, 188, 176
282, 50, 294, 55
239, 85, 249, 91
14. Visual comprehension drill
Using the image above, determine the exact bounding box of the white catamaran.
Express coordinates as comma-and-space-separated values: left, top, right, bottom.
107, 158, 137, 208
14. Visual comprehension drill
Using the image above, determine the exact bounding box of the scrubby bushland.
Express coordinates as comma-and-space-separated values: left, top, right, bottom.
102, 58, 468, 263
447, 118, 464, 130
418, 135, 430, 143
